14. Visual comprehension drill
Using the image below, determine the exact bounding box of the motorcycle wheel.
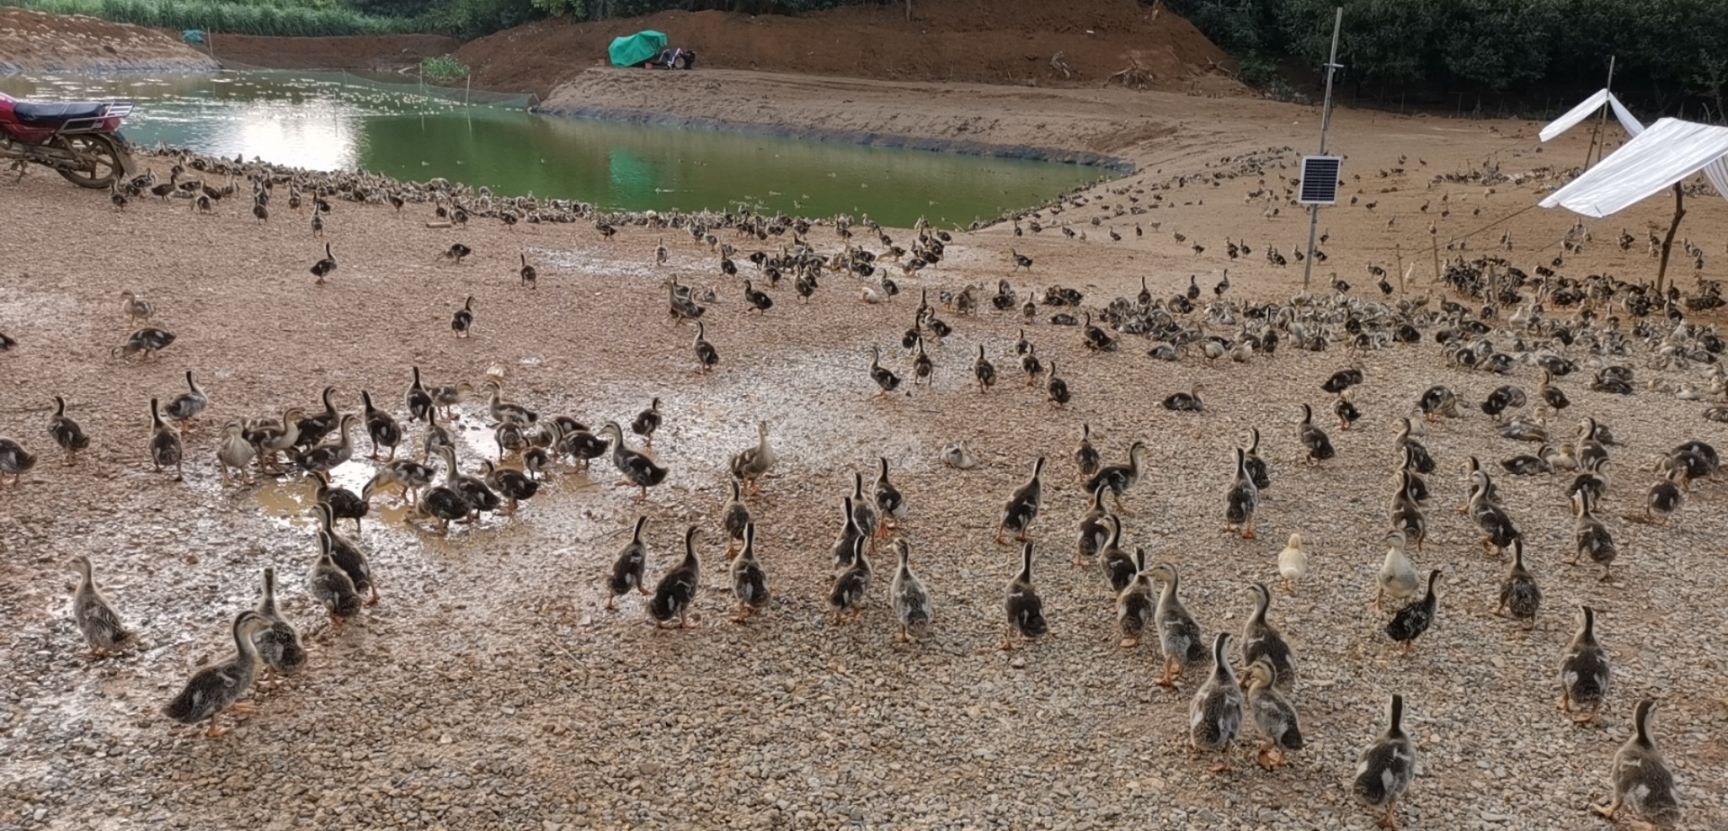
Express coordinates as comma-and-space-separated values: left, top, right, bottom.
52, 134, 126, 189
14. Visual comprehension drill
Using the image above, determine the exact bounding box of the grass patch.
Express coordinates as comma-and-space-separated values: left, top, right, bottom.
1, 0, 435, 37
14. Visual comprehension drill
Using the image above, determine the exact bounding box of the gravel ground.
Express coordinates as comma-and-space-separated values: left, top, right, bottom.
1, 107, 1727, 831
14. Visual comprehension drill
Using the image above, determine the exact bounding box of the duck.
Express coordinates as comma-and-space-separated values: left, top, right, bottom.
626, 400, 662, 449
1392, 417, 1434, 474
1241, 582, 1295, 690
451, 296, 476, 337
1468, 471, 1519, 556
215, 421, 255, 486
162, 370, 209, 430
873, 456, 906, 529
1002, 542, 1048, 649
294, 413, 357, 474
1591, 700, 1681, 829
312, 469, 366, 534
1322, 364, 1364, 394
556, 419, 608, 469
1276, 533, 1307, 593
1073, 423, 1101, 481
940, 442, 977, 470
995, 456, 1045, 544
309, 242, 336, 284
417, 451, 473, 535
849, 471, 879, 541
481, 460, 539, 514
315, 504, 375, 605
831, 496, 863, 572
1415, 384, 1458, 420
1333, 391, 1361, 430
693, 321, 720, 372
1388, 471, 1426, 551
162, 611, 269, 736
48, 396, 90, 465
148, 398, 184, 480
649, 526, 702, 629
70, 554, 132, 656
1075, 482, 1113, 567
1243, 427, 1272, 490
294, 386, 340, 448
1148, 563, 1206, 687
912, 337, 934, 385
431, 380, 469, 420
1046, 360, 1071, 405
728, 421, 776, 494
1560, 605, 1611, 725
1019, 343, 1044, 385
118, 289, 153, 323
1224, 446, 1259, 539
1645, 467, 1684, 524
1188, 632, 1245, 771
888, 539, 934, 643
606, 516, 651, 610
1501, 445, 1555, 475
973, 344, 997, 392
1566, 456, 1609, 507
112, 327, 176, 360
1115, 548, 1153, 648
1161, 383, 1204, 412
1386, 569, 1443, 655
404, 367, 434, 423
359, 390, 401, 461
518, 252, 538, 288
1099, 515, 1136, 593
252, 567, 307, 676
436, 446, 500, 519
1298, 403, 1335, 463
1500, 415, 1548, 443
247, 406, 306, 473
1569, 490, 1617, 580
484, 381, 538, 425
1085, 440, 1148, 514
1377, 530, 1420, 611
730, 522, 769, 623
1496, 537, 1542, 628
1353, 694, 1418, 830
870, 346, 902, 396
828, 535, 872, 624
1244, 657, 1303, 769
600, 422, 668, 501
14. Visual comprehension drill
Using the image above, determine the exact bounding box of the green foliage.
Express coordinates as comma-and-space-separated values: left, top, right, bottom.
0, 0, 435, 36
420, 52, 469, 81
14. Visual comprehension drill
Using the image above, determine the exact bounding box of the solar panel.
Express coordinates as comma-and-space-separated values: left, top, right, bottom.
1298, 155, 1342, 205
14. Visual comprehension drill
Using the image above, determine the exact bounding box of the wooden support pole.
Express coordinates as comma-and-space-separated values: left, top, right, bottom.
1395, 243, 1405, 291
1656, 182, 1686, 294
1430, 227, 1443, 286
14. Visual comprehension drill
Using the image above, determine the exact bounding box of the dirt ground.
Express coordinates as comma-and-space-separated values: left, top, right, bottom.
4, 20, 1728, 831
0, 8, 217, 74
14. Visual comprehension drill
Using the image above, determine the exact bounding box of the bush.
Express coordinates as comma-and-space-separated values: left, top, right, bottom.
420, 53, 469, 82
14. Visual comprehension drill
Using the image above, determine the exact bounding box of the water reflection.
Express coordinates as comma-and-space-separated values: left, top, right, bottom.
0, 71, 1106, 226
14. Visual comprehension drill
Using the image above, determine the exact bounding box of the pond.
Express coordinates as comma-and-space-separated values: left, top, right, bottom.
0, 71, 1108, 227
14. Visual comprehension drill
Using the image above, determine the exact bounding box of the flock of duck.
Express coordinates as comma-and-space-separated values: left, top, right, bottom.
8, 149, 1723, 829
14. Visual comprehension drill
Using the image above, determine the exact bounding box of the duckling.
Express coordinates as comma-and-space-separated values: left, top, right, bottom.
403, 367, 434, 424
869, 345, 902, 396
313, 470, 367, 535
912, 337, 934, 385
1496, 537, 1542, 628
1392, 417, 1434, 474
307, 527, 362, 627
1116, 548, 1153, 648
1500, 415, 1548, 443
1569, 490, 1617, 580
1298, 403, 1335, 463
1020, 343, 1044, 386
162, 611, 269, 737
631, 398, 662, 446
831, 496, 863, 572
1243, 427, 1272, 490
436, 446, 499, 519
1224, 446, 1259, 539
1560, 605, 1611, 724
1468, 471, 1519, 556
216, 421, 255, 486
148, 398, 184, 480
1385, 569, 1442, 655
849, 471, 879, 541
48, 395, 89, 465
1002, 542, 1048, 649
1149, 563, 1206, 687
829, 535, 872, 624
252, 567, 306, 676
600, 422, 668, 501
1377, 530, 1420, 611
247, 406, 306, 473
972, 344, 996, 393
873, 456, 906, 529
1074, 482, 1113, 568
728, 421, 776, 495
1353, 694, 1418, 830
995, 456, 1045, 544
1082, 312, 1117, 351
1074, 423, 1101, 482
606, 516, 651, 610
162, 370, 209, 431
1501, 445, 1555, 475
1276, 532, 1307, 593
1189, 632, 1244, 771
1538, 368, 1570, 414
718, 479, 752, 558
1644, 467, 1684, 524
417, 453, 471, 535
315, 504, 375, 605
482, 460, 539, 514
1591, 699, 1681, 829
1244, 657, 1303, 769
118, 289, 153, 323
1085, 440, 1148, 515
1241, 582, 1295, 690
294, 413, 357, 474
1162, 383, 1204, 412
693, 321, 720, 372
69, 555, 132, 656
1415, 384, 1457, 420
940, 441, 977, 470
294, 385, 339, 447
450, 296, 476, 338
352, 390, 400, 461
1099, 515, 1135, 593
730, 522, 769, 623
112, 327, 175, 361
518, 253, 537, 288
431, 380, 469, 420
649, 526, 702, 629
1567, 457, 1609, 506
1322, 365, 1364, 394
309, 242, 336, 285
891, 539, 932, 642
1389, 470, 1426, 551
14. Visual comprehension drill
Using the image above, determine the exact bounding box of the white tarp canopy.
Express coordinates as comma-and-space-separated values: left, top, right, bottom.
1539, 118, 1728, 217
1538, 88, 1643, 142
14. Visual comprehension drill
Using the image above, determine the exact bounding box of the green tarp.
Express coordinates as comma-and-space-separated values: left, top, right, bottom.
609, 30, 668, 68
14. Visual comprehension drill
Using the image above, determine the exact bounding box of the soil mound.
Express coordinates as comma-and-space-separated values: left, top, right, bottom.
0, 7, 218, 74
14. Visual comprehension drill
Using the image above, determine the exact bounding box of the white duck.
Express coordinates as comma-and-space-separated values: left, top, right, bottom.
1377, 530, 1419, 611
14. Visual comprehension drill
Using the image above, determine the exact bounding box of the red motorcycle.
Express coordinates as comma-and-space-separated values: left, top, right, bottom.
0, 92, 134, 188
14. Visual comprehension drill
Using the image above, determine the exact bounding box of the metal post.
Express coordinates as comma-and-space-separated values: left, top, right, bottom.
1584, 56, 1616, 170
1303, 7, 1343, 291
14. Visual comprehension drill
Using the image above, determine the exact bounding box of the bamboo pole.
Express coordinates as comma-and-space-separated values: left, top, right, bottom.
1656, 183, 1686, 294
1583, 56, 1616, 170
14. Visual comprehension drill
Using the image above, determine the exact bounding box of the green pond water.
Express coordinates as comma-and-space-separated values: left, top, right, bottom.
0, 71, 1106, 226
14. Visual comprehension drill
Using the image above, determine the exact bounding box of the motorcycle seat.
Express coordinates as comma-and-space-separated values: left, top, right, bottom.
13, 101, 108, 125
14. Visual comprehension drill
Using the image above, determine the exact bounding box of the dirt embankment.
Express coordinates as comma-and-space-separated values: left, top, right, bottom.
206, 32, 460, 73
0, 7, 218, 75
460, 0, 1241, 100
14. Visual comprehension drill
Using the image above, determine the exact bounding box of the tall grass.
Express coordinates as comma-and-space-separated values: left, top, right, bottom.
0, 0, 438, 36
